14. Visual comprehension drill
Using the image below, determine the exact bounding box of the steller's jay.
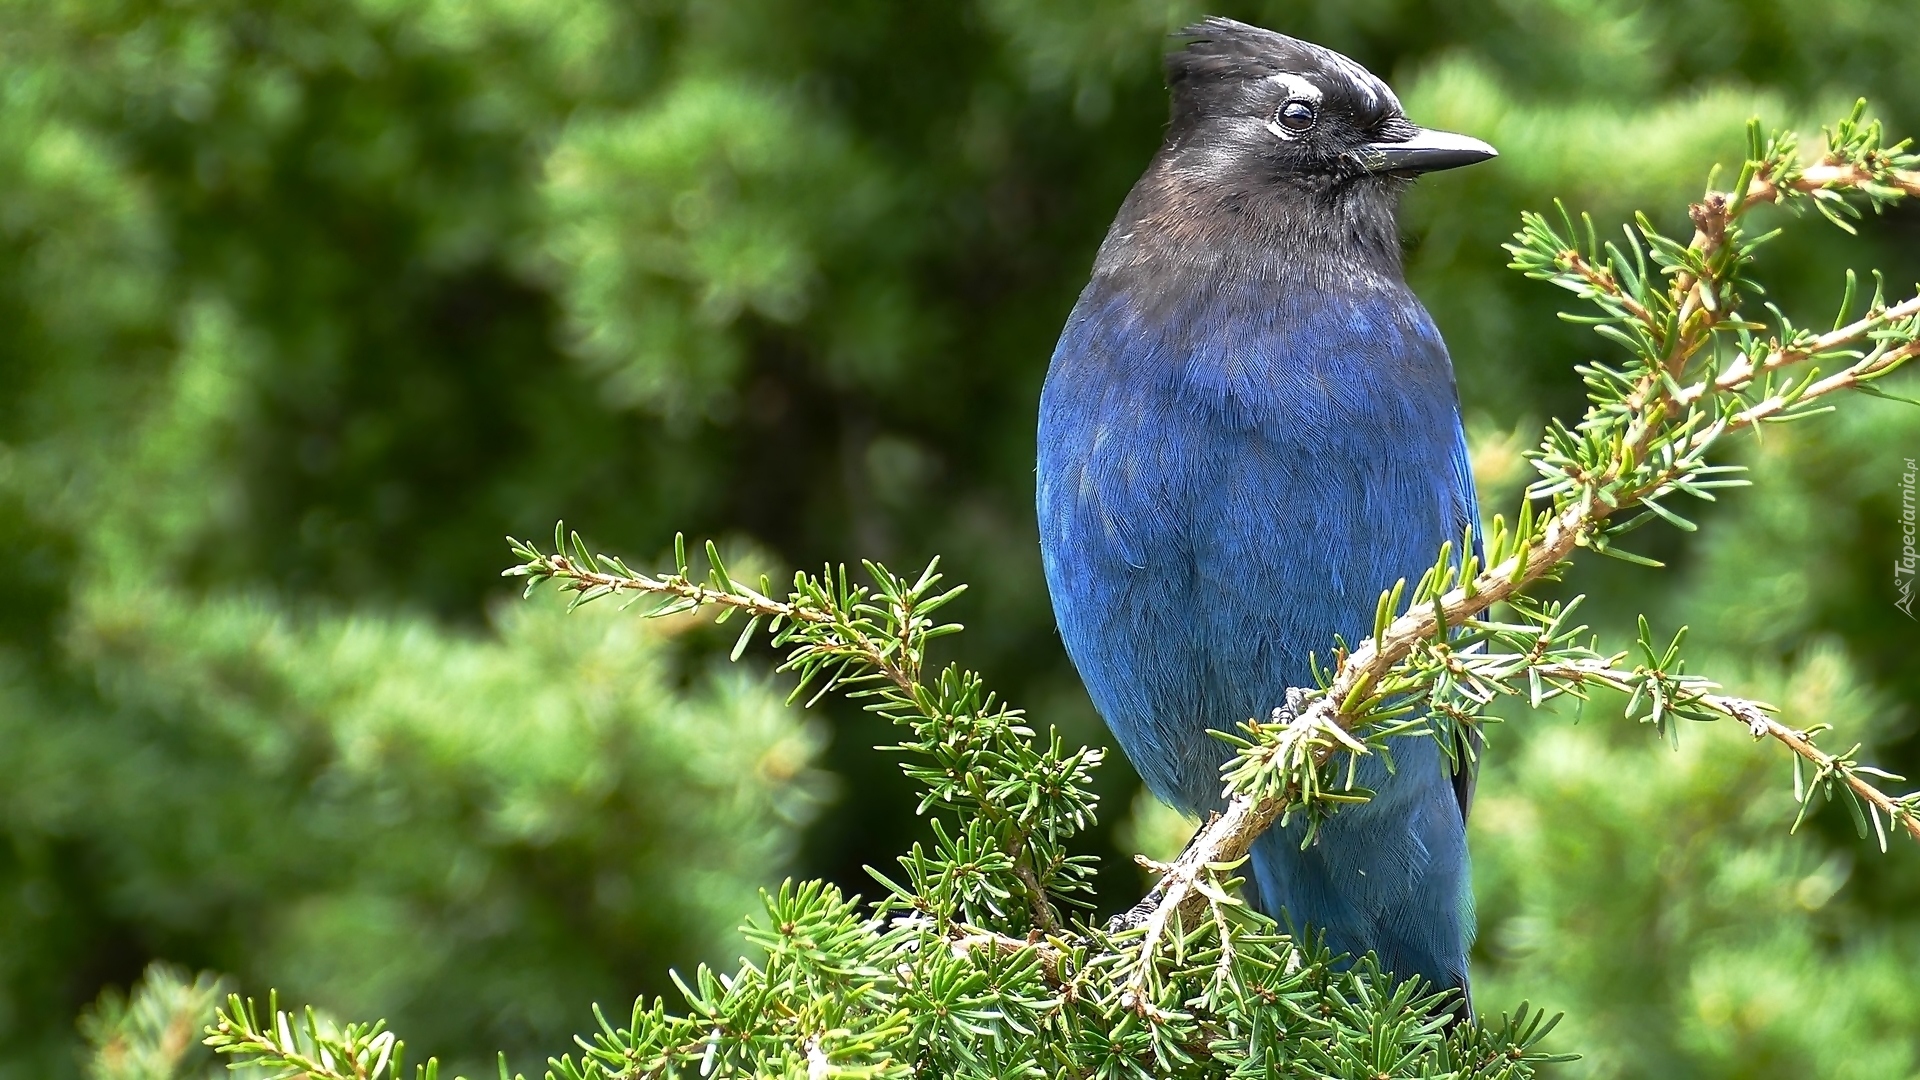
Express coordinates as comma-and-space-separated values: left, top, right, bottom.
1036, 18, 1495, 1005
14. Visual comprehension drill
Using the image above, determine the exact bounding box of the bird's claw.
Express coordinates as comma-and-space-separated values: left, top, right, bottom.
1106, 893, 1161, 934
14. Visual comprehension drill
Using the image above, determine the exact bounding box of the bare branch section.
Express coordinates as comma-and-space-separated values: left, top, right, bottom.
1745, 161, 1920, 207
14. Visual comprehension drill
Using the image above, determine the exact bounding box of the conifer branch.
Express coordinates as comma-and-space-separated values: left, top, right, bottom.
1526, 659, 1920, 848
207, 993, 436, 1080
505, 524, 1084, 936
83, 964, 227, 1080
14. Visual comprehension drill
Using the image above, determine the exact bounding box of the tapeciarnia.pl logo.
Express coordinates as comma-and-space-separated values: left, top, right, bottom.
1899, 456, 1917, 619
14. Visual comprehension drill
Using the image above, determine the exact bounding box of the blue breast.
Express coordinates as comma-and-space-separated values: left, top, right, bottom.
1036, 272, 1477, 814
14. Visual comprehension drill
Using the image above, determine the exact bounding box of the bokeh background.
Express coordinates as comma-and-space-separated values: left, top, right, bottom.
4, 1, 1919, 1077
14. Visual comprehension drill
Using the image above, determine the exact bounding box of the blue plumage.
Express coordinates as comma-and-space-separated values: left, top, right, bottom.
1035, 18, 1494, 1002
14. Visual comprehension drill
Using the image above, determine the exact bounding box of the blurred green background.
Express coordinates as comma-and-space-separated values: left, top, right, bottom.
3, 0, 1918, 1077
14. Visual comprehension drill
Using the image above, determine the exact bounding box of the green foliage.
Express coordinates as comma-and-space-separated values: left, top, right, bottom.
4, 1, 1920, 1079
4, 569, 827, 1074
505, 528, 1098, 928
209, 989, 438, 1080
0, 280, 827, 1076
80, 966, 225, 1080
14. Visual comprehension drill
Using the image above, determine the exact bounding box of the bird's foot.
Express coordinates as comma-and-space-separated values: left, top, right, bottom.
1106, 816, 1219, 933
1269, 686, 1312, 726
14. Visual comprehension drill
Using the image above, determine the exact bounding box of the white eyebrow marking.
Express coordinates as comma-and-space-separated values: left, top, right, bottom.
1266, 73, 1322, 105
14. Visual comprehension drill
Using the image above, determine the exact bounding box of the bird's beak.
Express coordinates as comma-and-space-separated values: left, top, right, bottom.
1357, 127, 1498, 175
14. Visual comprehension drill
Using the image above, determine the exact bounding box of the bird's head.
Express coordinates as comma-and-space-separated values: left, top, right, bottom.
1163, 18, 1495, 193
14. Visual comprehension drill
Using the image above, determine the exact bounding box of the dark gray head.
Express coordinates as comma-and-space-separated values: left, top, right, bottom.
1163, 18, 1494, 192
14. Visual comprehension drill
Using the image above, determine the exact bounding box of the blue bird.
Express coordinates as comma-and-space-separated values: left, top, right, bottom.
1036, 19, 1495, 1006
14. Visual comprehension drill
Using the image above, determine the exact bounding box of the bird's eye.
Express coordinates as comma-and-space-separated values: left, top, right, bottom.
1276, 99, 1317, 133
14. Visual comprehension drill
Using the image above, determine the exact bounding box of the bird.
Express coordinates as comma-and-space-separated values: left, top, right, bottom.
1035, 17, 1495, 1010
